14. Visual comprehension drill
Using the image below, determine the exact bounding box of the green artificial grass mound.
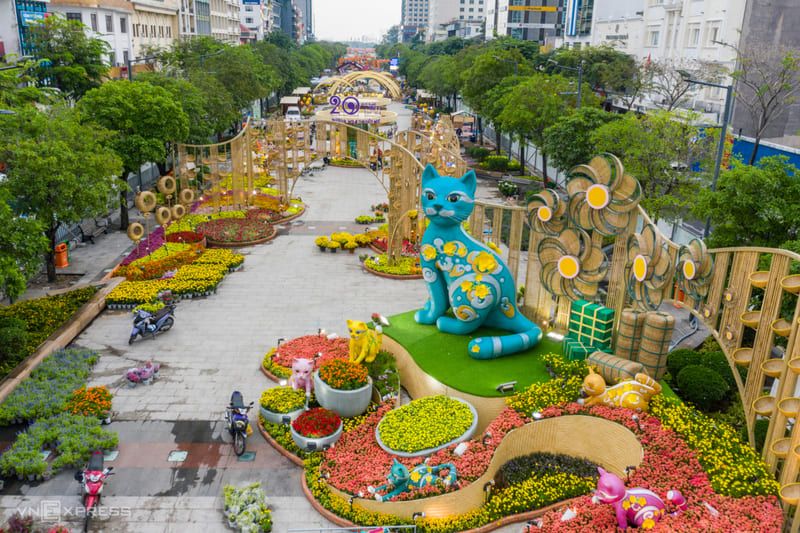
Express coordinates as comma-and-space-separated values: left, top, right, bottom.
385, 310, 559, 397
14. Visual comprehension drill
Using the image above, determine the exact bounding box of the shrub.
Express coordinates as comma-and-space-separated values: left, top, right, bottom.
484, 155, 509, 171
676, 364, 729, 412
666, 348, 699, 381
467, 146, 491, 161
498, 180, 519, 197
0, 326, 27, 364
701, 351, 738, 390
743, 418, 770, 453
495, 452, 599, 489
508, 160, 522, 171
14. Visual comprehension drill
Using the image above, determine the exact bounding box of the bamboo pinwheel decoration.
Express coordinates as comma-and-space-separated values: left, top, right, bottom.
526, 189, 567, 236
538, 227, 608, 300
626, 224, 676, 310
566, 154, 642, 236
676, 238, 714, 300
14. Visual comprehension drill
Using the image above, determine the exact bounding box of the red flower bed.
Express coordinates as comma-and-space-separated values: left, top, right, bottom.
166, 231, 204, 244
535, 403, 783, 532
292, 408, 341, 438
196, 217, 273, 243
245, 208, 283, 223
370, 237, 419, 256
272, 335, 349, 370
320, 404, 526, 498
319, 359, 369, 390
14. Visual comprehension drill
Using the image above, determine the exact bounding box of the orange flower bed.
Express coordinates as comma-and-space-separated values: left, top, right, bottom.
65, 386, 112, 418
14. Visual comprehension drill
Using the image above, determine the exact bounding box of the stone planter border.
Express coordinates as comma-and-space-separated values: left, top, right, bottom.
374, 397, 479, 458
290, 421, 343, 452
256, 417, 304, 467
362, 263, 423, 280
260, 405, 305, 425
313, 371, 372, 418
204, 225, 278, 248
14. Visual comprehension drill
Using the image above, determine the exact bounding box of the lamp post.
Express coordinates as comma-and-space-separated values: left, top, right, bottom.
547, 59, 585, 108
678, 70, 733, 238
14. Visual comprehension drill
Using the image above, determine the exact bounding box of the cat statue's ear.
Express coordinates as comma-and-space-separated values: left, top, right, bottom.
421, 164, 439, 186
460, 169, 477, 198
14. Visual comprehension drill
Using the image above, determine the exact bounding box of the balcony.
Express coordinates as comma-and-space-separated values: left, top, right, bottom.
663, 1, 682, 11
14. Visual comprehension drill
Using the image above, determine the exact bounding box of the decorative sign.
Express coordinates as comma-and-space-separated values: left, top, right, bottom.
390, 57, 399, 71
509, 5, 558, 11
329, 96, 361, 116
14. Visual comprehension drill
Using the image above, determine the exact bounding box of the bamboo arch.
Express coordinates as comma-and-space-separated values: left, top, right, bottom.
328, 71, 403, 100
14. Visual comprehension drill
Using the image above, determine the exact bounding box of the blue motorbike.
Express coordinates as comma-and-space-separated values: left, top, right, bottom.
128, 303, 176, 344
225, 391, 254, 456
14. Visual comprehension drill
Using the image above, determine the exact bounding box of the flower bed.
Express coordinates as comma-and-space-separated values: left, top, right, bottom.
0, 287, 97, 375
115, 244, 197, 281
329, 157, 363, 168
376, 396, 475, 454
65, 386, 112, 418
318, 360, 369, 390
364, 255, 422, 278
193, 248, 245, 270
166, 231, 205, 246
293, 408, 341, 439
120, 226, 165, 266
197, 217, 276, 247
264, 335, 350, 378
260, 387, 306, 414
369, 238, 419, 256
222, 482, 273, 532
355, 215, 385, 225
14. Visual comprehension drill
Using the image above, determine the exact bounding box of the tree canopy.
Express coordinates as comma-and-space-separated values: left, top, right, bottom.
542, 107, 620, 173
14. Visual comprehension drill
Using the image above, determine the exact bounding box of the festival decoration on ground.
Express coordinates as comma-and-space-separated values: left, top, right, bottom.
593, 467, 686, 529
368, 459, 458, 502
347, 319, 382, 365
415, 165, 542, 359
566, 154, 642, 236
289, 358, 314, 397
538, 228, 607, 300
626, 223, 676, 311
676, 238, 714, 300
581, 368, 662, 411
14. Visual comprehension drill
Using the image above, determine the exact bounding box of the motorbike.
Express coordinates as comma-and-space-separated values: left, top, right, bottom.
129, 302, 176, 344
225, 391, 254, 456
74, 451, 114, 532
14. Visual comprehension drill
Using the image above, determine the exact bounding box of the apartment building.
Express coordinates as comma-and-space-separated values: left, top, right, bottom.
486, 0, 565, 44
295, 0, 313, 42
401, 0, 429, 42
427, 0, 485, 42
240, 0, 270, 40
46, 0, 134, 67
130, 0, 179, 59
179, 0, 213, 37
1, 0, 49, 58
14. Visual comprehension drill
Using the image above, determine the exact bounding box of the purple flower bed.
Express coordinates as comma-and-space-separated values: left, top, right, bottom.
120, 226, 165, 266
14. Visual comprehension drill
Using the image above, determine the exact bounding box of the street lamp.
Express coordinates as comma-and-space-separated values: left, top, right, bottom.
548, 59, 585, 108
678, 70, 733, 238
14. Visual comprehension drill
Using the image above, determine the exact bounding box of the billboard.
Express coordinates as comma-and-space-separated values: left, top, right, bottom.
390, 57, 399, 71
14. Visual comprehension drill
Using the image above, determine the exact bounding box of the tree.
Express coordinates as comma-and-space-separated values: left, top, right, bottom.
418, 55, 462, 109
592, 111, 716, 222
730, 44, 800, 164
78, 80, 189, 230
0, 60, 53, 108
0, 105, 122, 282
549, 45, 636, 94
0, 188, 47, 300
27, 14, 109, 100
136, 72, 212, 143
201, 45, 278, 113
648, 58, 725, 112
496, 73, 574, 184
382, 25, 400, 46
693, 156, 800, 248
601, 58, 652, 111
542, 107, 620, 173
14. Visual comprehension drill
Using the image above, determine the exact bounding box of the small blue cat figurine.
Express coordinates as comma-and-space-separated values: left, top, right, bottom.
367, 459, 458, 501
415, 164, 542, 359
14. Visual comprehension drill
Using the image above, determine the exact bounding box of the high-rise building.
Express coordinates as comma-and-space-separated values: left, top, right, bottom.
240, 0, 270, 40
295, 0, 313, 42
486, 0, 565, 44
427, 0, 485, 42
129, 0, 179, 59
209, 0, 241, 43
401, 0, 429, 42
46, 0, 134, 67
179, 0, 212, 37
1, 0, 49, 58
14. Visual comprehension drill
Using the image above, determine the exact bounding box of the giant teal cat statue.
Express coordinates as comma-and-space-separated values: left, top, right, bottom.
415, 164, 542, 359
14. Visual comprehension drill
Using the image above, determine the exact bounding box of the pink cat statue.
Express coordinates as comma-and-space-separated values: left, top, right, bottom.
593, 467, 686, 529
289, 358, 314, 396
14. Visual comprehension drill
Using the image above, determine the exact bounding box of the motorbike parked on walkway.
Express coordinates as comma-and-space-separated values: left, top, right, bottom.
225, 391, 254, 456
128, 292, 176, 344
74, 450, 114, 532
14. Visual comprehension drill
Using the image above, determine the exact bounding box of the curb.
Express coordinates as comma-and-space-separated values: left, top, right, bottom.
206, 225, 279, 248
256, 417, 304, 467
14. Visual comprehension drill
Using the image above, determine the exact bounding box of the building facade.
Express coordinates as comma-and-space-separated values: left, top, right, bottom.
130, 0, 179, 59
178, 0, 213, 37
295, 0, 312, 42
427, 0, 485, 42
240, 0, 270, 40
209, 0, 240, 43
401, 0, 429, 42
486, 0, 565, 44
46, 0, 134, 67
1, 0, 48, 59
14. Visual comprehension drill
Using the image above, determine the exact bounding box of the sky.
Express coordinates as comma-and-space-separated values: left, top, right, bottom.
314, 0, 402, 44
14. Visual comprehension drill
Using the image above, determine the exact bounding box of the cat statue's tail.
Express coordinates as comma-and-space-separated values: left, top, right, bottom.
467, 314, 543, 360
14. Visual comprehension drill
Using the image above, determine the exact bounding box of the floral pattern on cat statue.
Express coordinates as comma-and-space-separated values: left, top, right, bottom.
415, 164, 542, 359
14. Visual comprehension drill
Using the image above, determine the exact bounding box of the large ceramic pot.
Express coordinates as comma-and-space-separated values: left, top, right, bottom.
260, 406, 305, 425
313, 371, 373, 418
290, 421, 343, 452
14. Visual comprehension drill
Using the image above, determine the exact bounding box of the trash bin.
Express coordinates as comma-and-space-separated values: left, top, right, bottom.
54, 242, 69, 268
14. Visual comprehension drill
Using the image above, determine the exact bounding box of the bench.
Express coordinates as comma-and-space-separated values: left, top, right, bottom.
78, 216, 111, 244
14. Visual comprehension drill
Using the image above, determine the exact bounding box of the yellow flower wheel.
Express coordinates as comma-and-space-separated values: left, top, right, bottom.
566, 154, 642, 236
676, 238, 714, 300
538, 227, 607, 300
526, 189, 566, 235
626, 224, 675, 310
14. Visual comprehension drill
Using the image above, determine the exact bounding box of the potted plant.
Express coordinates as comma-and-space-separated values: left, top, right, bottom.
290, 407, 342, 451
313, 359, 372, 417
326, 241, 341, 253
259, 387, 306, 425
344, 241, 358, 254
315, 236, 329, 252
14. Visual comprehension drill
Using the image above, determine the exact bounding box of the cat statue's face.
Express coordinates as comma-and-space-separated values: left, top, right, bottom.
347, 319, 368, 340
420, 164, 477, 228
387, 459, 409, 485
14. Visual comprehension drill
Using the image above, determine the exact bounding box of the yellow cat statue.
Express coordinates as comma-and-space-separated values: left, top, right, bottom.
581, 367, 661, 412
348, 319, 382, 365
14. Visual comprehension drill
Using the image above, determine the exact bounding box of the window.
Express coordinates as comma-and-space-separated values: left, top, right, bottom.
647, 29, 660, 46
66, 12, 81, 22
106, 15, 113, 32
688, 25, 700, 47
123, 50, 129, 65
707, 24, 719, 46
109, 53, 114, 65
90, 13, 98, 31
166, 26, 171, 38
246, 17, 253, 23
120, 17, 127, 33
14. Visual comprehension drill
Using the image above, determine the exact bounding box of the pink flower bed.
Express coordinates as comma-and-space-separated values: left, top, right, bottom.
536, 403, 783, 532
320, 404, 527, 499
272, 335, 349, 370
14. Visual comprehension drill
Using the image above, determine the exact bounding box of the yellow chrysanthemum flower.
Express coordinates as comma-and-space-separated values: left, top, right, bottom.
474, 251, 497, 273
